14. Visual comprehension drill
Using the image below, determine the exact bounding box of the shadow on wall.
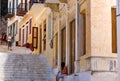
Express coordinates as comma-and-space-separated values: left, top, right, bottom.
1, 53, 54, 81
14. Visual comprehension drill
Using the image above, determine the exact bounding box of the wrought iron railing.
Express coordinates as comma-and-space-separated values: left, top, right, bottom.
17, 3, 28, 12
17, 3, 28, 16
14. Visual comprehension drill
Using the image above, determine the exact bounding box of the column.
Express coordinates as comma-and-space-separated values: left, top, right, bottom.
58, 11, 61, 71
75, 0, 80, 73
65, 4, 70, 73
117, 0, 120, 81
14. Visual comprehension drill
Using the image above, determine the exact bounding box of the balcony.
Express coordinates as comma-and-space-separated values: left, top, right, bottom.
4, 8, 15, 19
16, 3, 28, 16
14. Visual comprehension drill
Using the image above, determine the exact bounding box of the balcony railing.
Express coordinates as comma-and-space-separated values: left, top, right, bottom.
4, 8, 15, 18
16, 3, 28, 16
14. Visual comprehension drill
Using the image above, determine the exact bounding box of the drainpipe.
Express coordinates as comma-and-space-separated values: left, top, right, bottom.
75, 0, 80, 73
117, 0, 120, 81
65, 3, 70, 74
58, 11, 61, 71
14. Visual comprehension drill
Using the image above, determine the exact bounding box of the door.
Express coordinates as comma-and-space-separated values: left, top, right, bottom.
32, 27, 38, 48
61, 28, 66, 63
70, 20, 75, 74
39, 28, 42, 53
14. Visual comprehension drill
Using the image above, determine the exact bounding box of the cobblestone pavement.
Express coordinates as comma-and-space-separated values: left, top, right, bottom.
0, 44, 32, 54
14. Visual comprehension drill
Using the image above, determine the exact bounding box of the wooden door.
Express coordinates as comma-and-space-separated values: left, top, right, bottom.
32, 27, 38, 48
112, 8, 117, 53
39, 28, 42, 53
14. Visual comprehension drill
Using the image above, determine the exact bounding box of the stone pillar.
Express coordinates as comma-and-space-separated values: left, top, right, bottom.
75, 0, 80, 73
58, 12, 61, 71
117, 0, 120, 81
65, 4, 70, 74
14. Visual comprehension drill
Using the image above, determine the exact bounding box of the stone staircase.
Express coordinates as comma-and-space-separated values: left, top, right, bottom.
0, 53, 54, 81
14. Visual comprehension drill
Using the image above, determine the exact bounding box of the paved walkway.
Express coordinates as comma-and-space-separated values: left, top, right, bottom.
0, 45, 32, 54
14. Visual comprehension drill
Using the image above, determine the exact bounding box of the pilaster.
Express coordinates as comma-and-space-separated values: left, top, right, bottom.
58, 12, 62, 70
65, 4, 70, 74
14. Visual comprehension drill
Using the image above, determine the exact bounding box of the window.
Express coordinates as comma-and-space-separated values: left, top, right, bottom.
15, 21, 18, 34
111, 8, 117, 53
29, 19, 32, 34
39, 27, 42, 53
19, 28, 21, 41
43, 20, 46, 51
48, 14, 52, 40
83, 14, 86, 55
16, 0, 18, 7
9, 2, 11, 13
12, 0, 15, 14
32, 27, 38, 48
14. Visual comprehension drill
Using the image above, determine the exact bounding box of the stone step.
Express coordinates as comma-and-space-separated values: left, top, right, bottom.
0, 53, 54, 81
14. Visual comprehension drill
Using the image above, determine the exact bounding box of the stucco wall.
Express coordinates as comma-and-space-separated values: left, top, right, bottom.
79, 0, 117, 72
91, 0, 116, 57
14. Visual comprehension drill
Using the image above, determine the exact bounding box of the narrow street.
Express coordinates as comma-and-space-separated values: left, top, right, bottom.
0, 44, 54, 81
0, 0, 120, 81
